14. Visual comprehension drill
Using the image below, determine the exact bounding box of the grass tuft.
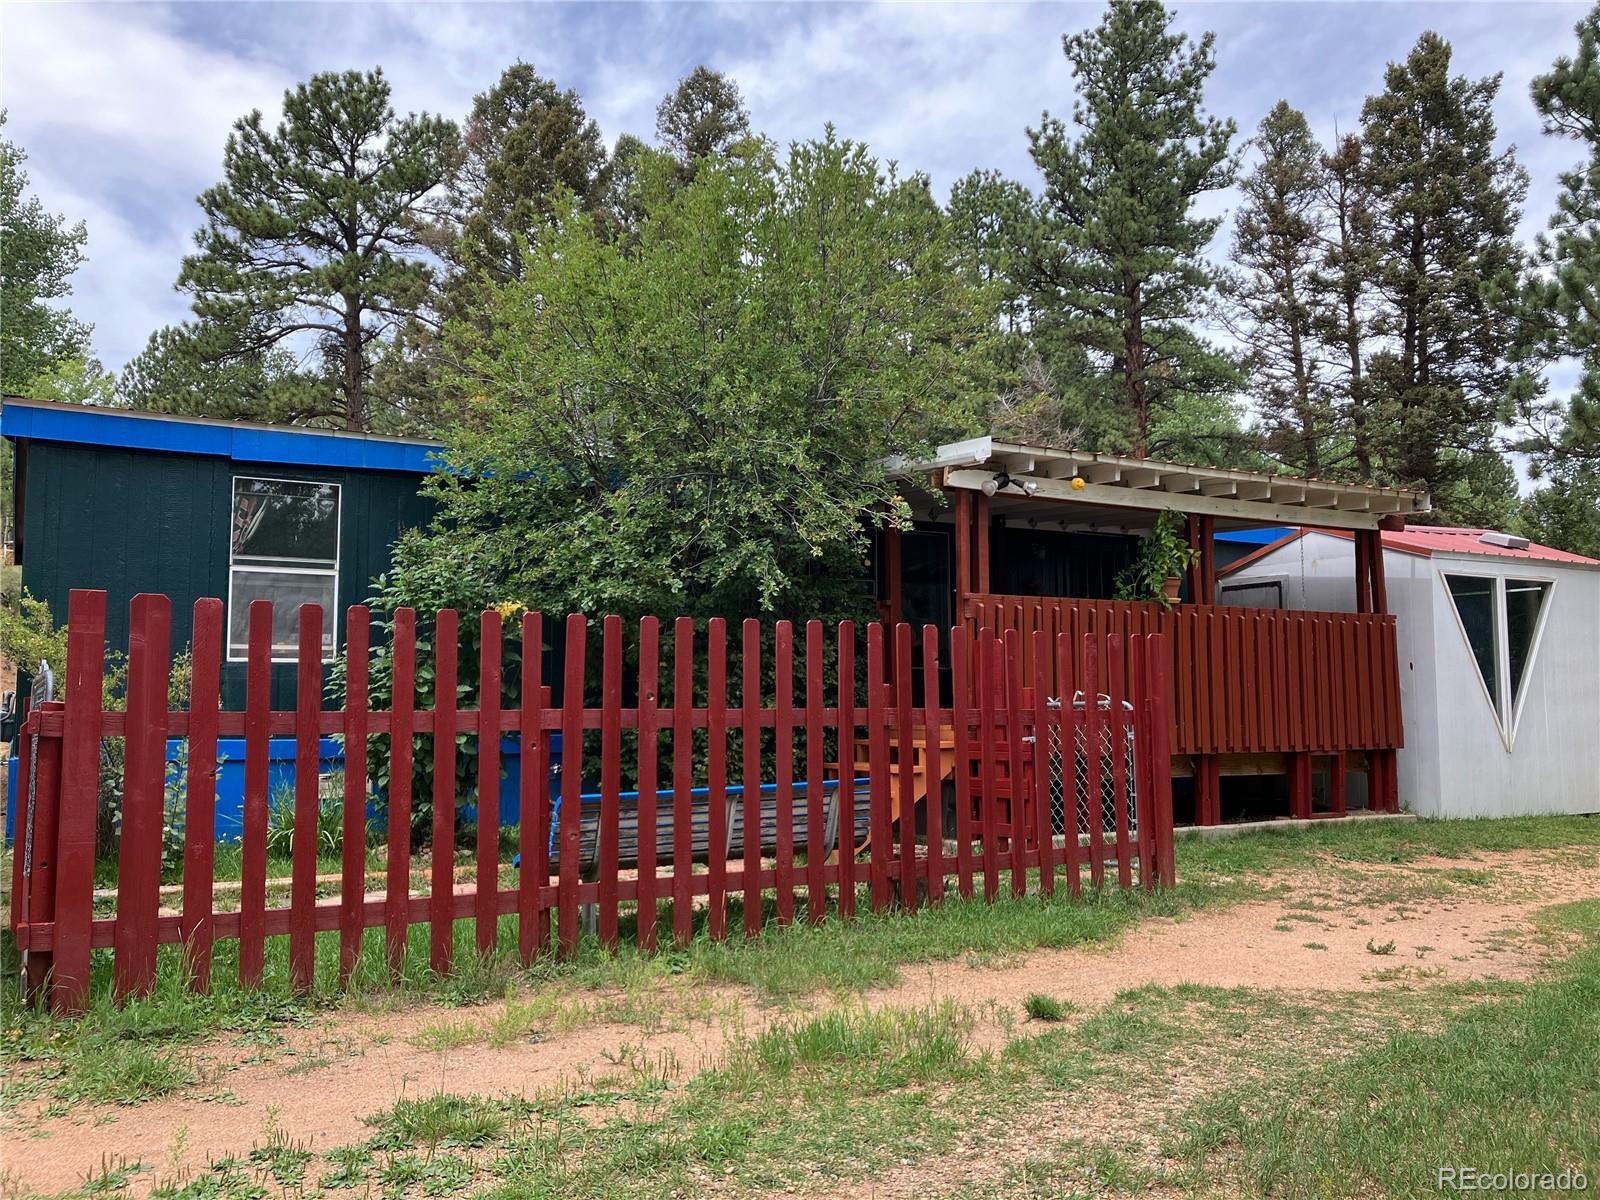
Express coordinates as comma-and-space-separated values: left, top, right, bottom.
1022, 993, 1071, 1022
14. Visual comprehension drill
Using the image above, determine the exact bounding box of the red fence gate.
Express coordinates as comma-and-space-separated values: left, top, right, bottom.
9, 590, 1175, 1016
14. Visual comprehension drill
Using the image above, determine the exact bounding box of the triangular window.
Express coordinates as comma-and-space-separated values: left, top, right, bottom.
1442, 573, 1554, 747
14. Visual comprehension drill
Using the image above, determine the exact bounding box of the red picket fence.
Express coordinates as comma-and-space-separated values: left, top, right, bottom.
9, 589, 1175, 1016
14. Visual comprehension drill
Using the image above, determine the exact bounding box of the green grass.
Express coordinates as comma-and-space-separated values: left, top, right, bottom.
1022, 992, 1071, 1022
1171, 899, 1600, 1198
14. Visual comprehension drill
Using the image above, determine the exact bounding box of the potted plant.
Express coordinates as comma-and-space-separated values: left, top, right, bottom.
1114, 511, 1200, 609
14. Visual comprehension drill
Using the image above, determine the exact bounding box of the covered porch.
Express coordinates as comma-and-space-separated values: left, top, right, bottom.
881, 437, 1432, 825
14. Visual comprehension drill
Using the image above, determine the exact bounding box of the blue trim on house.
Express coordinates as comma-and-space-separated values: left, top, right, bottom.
1, 398, 443, 475
1215, 527, 1290, 546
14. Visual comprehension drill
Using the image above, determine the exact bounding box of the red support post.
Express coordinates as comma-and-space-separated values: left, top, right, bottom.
952, 488, 972, 618
1197, 515, 1216, 604
975, 491, 992, 595
1289, 751, 1313, 820
1144, 634, 1178, 888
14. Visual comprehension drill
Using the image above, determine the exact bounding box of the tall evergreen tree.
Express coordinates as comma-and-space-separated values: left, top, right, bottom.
175, 69, 457, 431
0, 112, 91, 394
118, 321, 330, 424
655, 66, 751, 166
1228, 102, 1338, 476
1521, 2, 1600, 471
1309, 133, 1382, 478
1360, 34, 1527, 513
1024, 0, 1239, 455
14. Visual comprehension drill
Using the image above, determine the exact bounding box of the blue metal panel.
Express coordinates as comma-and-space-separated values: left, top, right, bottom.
2, 400, 441, 475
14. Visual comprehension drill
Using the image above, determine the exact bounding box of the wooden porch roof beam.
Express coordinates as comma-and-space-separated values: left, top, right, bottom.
941, 468, 1394, 531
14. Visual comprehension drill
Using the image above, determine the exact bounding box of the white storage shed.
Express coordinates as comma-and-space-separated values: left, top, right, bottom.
1220, 526, 1600, 818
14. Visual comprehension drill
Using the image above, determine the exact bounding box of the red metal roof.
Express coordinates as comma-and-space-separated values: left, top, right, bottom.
1376, 526, 1599, 565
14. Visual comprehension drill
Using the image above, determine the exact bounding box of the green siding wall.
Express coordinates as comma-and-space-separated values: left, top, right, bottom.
18, 440, 433, 709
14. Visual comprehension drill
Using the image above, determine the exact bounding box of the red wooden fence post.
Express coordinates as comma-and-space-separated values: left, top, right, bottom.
558, 614, 586, 957
17, 699, 63, 1006
774, 621, 796, 926
922, 625, 946, 906
289, 603, 322, 993
340, 606, 369, 985
385, 608, 417, 975
116, 592, 171, 1001
476, 610, 503, 956
672, 616, 695, 947
707, 619, 730, 939
893, 622, 917, 912
520, 611, 549, 962
598, 615, 623, 950
866, 624, 892, 913
636, 617, 660, 951
430, 608, 459, 975
1289, 751, 1313, 820
805, 621, 827, 924
53, 589, 106, 1015
835, 621, 857, 919
741, 619, 762, 937
182, 599, 222, 991
1145, 634, 1177, 888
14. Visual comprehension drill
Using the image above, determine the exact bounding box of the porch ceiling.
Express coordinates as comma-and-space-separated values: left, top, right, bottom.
893, 436, 1431, 533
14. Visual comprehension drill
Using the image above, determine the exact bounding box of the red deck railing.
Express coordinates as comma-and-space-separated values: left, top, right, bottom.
10, 590, 1175, 1016
964, 595, 1403, 757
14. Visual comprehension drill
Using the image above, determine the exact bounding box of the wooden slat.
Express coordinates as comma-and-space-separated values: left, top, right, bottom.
1003, 630, 1028, 898
1106, 634, 1132, 889
836, 622, 857, 919
707, 618, 730, 939
894, 622, 917, 913
805, 621, 827, 923
922, 624, 945, 905
1055, 632, 1082, 895
1030, 629, 1054, 897
386, 609, 416, 974
239, 600, 272, 988
182, 598, 222, 991
636, 616, 660, 951
290, 603, 322, 992
431, 608, 458, 974
557, 614, 585, 956
867, 624, 892, 912
672, 617, 695, 947
950, 625, 975, 901
476, 611, 503, 956
518, 611, 546, 962
116, 593, 171, 999
742, 619, 762, 937
340, 607, 369, 983
598, 615, 623, 949
774, 621, 796, 926
1082, 635, 1105, 889
53, 589, 107, 1013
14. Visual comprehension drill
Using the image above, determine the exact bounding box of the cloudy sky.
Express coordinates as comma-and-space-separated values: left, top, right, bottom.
2, 1, 1588, 376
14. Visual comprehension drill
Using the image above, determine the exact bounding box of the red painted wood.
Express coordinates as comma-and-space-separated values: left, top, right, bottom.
1145, 635, 1177, 887
1290, 751, 1313, 819
518, 612, 545, 962
636, 616, 660, 950
1105, 634, 1132, 889
288, 604, 323, 992
835, 622, 857, 919
340, 607, 369, 984
1329, 753, 1348, 816
805, 621, 827, 923
1082, 635, 1105, 888
975, 492, 991, 593
431, 608, 459, 974
953, 490, 972, 609
977, 631, 1000, 903
867, 624, 892, 912
950, 625, 975, 901
52, 589, 107, 1013
1129, 635, 1155, 889
893, 622, 917, 912
774, 621, 796, 925
707, 618, 730, 939
1055, 632, 1082, 896
558, 614, 586, 956
673, 616, 695, 947
742, 619, 762, 937
116, 593, 171, 999
1030, 630, 1054, 897
239, 600, 273, 989
1003, 629, 1028, 898
476, 611, 503, 956
598, 615, 623, 949
182, 599, 222, 991
922, 625, 946, 905
386, 608, 416, 973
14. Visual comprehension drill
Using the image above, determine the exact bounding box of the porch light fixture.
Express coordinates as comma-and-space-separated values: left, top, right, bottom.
980, 471, 1041, 497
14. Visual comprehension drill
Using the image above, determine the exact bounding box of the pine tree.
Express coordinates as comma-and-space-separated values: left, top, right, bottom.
176, 69, 457, 431
441, 63, 612, 289
1360, 34, 1527, 513
656, 67, 750, 166
118, 321, 331, 425
1024, 0, 1239, 455
1521, 2, 1600, 471
0, 112, 90, 394
1228, 102, 1338, 476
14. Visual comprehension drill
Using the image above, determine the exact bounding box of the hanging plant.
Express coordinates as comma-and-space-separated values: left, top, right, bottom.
1114, 511, 1200, 609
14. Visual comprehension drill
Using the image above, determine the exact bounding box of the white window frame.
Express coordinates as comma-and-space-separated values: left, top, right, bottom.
1440, 569, 1557, 752
226, 474, 342, 663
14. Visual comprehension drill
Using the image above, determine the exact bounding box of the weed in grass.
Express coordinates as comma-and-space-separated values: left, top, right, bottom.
57, 1041, 192, 1105
79, 1157, 144, 1197
368, 1093, 513, 1151
1366, 938, 1397, 956
1022, 993, 1072, 1022
319, 1145, 373, 1190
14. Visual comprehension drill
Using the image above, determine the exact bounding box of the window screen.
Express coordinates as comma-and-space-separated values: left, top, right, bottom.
228, 477, 340, 660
